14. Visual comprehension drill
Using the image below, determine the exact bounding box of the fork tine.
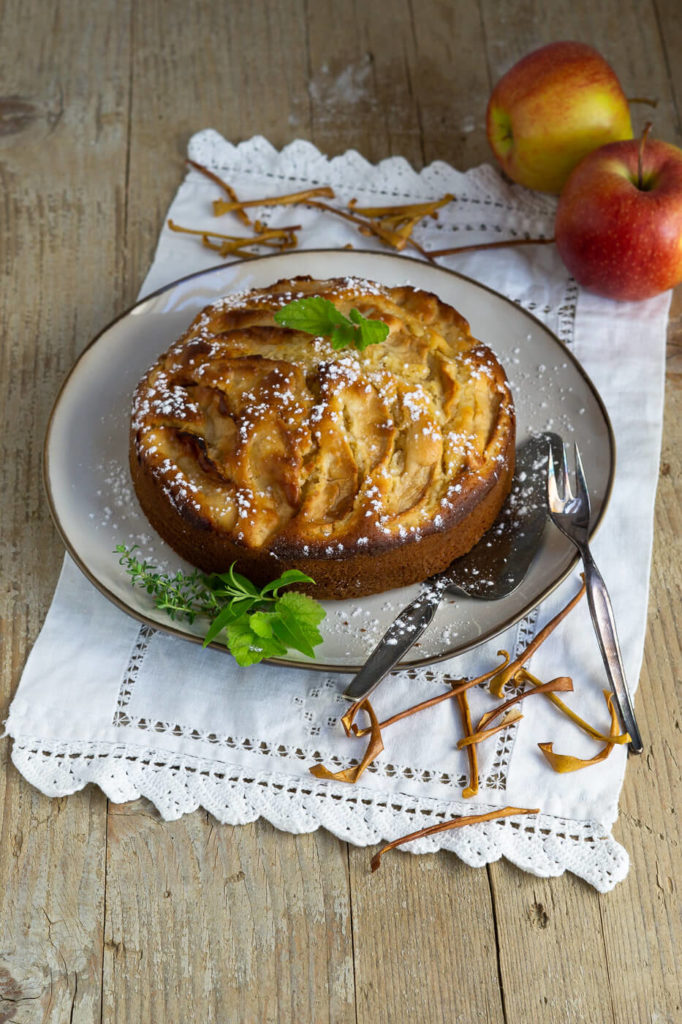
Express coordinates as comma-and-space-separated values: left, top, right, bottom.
547, 439, 560, 507
573, 443, 592, 518
561, 443, 573, 501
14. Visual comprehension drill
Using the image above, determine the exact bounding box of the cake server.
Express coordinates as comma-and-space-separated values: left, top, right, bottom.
342, 431, 561, 704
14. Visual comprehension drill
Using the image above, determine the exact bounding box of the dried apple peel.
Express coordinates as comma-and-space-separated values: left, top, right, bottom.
370, 805, 539, 872
455, 688, 479, 799
538, 691, 623, 772
457, 707, 524, 748
310, 699, 384, 784
489, 578, 586, 698
517, 668, 630, 745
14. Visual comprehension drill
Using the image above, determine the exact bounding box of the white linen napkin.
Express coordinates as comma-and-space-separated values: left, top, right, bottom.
4, 131, 669, 891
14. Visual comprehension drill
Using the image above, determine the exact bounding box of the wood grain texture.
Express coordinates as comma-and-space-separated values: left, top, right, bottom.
0, 0, 130, 1020
348, 846, 506, 1024
1, 1, 680, 1022
103, 803, 354, 1023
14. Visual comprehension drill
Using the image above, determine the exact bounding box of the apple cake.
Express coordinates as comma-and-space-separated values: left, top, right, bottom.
129, 276, 515, 598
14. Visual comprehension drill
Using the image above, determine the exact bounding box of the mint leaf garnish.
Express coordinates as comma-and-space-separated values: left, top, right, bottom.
116, 545, 325, 667
273, 295, 389, 351
259, 568, 318, 597
226, 614, 288, 666
274, 592, 326, 659
347, 307, 392, 351
273, 295, 347, 334
276, 591, 326, 634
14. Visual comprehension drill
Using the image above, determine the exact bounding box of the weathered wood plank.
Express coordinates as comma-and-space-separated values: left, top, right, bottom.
304, 0, 492, 170
655, 0, 682, 139
349, 846, 506, 1024
0, 1, 132, 1019
102, 803, 355, 1023
304, 0, 427, 168
0, 791, 106, 1024
401, 0, 493, 169
488, 864, 616, 1024
122, 0, 314, 298
304, 0, 403, 163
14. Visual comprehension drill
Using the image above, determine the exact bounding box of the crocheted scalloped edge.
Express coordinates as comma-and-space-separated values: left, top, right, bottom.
187, 129, 558, 223
10, 735, 628, 893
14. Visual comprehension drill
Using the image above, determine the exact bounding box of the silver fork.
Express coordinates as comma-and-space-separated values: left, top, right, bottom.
547, 442, 643, 754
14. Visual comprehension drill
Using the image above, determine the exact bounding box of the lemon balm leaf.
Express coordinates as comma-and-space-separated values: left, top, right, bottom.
271, 593, 325, 660
354, 312, 391, 351
248, 611, 278, 639
226, 615, 286, 666
273, 295, 347, 334
203, 603, 242, 646
276, 591, 326, 629
273, 296, 388, 351
328, 321, 358, 350
259, 569, 315, 597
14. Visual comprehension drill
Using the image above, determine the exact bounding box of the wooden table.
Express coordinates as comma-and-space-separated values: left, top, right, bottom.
2, 2, 680, 1021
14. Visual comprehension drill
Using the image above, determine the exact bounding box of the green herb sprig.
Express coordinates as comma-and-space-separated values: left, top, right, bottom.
116, 546, 325, 667
273, 295, 389, 351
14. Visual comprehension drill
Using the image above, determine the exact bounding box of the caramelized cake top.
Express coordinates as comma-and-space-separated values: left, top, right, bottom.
131, 276, 514, 559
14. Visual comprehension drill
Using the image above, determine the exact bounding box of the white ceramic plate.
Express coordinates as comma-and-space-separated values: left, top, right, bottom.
44, 249, 614, 672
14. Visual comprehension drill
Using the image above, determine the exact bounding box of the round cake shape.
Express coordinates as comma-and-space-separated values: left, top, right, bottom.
129, 276, 515, 599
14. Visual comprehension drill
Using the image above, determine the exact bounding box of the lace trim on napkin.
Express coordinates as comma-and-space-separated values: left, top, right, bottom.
188, 130, 559, 220
9, 736, 628, 893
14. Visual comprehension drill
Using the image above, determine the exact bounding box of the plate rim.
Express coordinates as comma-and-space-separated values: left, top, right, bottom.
43, 247, 616, 673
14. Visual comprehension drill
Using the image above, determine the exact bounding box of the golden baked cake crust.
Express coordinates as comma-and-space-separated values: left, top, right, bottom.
130, 276, 515, 598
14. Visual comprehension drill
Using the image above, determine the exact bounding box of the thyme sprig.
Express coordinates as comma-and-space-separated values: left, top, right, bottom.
116, 546, 325, 667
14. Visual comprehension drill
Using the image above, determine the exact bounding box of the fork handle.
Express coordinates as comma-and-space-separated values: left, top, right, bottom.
581, 550, 644, 754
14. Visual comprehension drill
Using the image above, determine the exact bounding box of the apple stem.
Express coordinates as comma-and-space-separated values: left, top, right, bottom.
627, 96, 659, 108
638, 122, 653, 190
426, 237, 555, 258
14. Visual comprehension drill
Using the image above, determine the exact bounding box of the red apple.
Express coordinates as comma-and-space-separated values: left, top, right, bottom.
555, 134, 682, 301
486, 42, 632, 194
